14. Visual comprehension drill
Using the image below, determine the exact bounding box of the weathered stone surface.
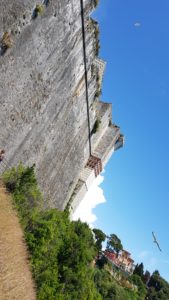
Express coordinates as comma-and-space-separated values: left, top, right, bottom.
0, 0, 123, 210
0, 0, 99, 209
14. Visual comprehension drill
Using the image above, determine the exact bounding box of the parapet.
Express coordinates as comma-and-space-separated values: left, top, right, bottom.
69, 100, 124, 216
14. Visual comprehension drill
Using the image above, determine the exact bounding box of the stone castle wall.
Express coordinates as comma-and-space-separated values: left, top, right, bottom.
0, 0, 123, 210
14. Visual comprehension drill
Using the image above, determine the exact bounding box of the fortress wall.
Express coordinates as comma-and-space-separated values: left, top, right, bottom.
0, 0, 123, 211
0, 0, 97, 209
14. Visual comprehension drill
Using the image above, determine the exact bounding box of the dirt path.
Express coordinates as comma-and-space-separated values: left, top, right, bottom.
0, 181, 36, 300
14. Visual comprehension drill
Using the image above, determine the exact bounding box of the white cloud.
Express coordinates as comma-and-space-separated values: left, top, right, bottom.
73, 174, 106, 227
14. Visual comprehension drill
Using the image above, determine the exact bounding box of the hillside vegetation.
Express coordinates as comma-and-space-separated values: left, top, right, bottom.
0, 180, 36, 300
2, 164, 169, 299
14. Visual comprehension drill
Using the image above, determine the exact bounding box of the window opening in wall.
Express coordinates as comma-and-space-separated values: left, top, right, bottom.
86, 155, 102, 177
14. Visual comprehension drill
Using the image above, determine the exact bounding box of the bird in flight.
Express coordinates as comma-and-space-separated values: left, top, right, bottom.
152, 232, 162, 252
134, 22, 141, 27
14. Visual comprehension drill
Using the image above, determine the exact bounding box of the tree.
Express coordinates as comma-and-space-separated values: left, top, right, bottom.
93, 228, 106, 254
94, 268, 137, 300
96, 255, 108, 269
106, 234, 123, 256
133, 263, 144, 278
142, 270, 151, 285
130, 274, 147, 300
146, 270, 169, 299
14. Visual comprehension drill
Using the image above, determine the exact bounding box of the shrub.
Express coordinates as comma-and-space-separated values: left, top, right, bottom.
3, 163, 42, 227
2, 165, 100, 299
96, 72, 100, 83
91, 118, 101, 135
1, 32, 13, 48
95, 89, 101, 98
93, 0, 99, 8
2, 164, 148, 300
95, 40, 100, 56
130, 274, 147, 300
32, 4, 45, 19
36, 4, 45, 15
0, 32, 13, 55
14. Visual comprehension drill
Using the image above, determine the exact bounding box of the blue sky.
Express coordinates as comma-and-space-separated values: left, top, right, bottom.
90, 0, 169, 281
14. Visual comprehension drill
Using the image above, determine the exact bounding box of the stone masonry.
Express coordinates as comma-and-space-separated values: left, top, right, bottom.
0, 0, 123, 210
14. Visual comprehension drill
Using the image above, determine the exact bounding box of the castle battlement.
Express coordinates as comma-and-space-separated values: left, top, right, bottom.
69, 100, 124, 216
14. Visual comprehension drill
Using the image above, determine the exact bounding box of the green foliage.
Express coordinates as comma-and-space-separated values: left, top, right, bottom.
142, 270, 151, 285
133, 263, 144, 278
95, 41, 100, 56
96, 255, 109, 269
93, 0, 99, 8
0, 31, 13, 56
147, 271, 169, 300
32, 4, 45, 19
93, 228, 106, 254
27, 211, 102, 299
91, 118, 101, 135
35, 4, 45, 15
94, 268, 137, 300
130, 274, 147, 300
3, 165, 100, 298
3, 165, 163, 300
107, 234, 123, 256
1, 32, 13, 48
94, 89, 101, 99
3, 163, 42, 227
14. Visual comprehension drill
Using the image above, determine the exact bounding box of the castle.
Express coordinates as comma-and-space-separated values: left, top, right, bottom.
0, 0, 123, 211
68, 57, 124, 215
